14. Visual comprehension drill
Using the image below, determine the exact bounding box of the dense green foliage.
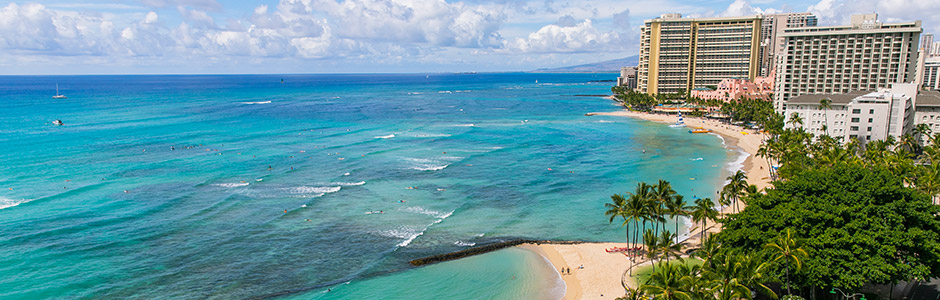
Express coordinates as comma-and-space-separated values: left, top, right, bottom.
716, 163, 940, 290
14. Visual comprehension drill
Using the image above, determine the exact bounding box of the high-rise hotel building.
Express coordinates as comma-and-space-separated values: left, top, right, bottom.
759, 13, 818, 77
773, 14, 922, 111
637, 14, 762, 95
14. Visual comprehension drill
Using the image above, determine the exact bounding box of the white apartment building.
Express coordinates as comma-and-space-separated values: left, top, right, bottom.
618, 66, 637, 89
923, 56, 940, 90
774, 14, 922, 112
923, 33, 935, 56
784, 84, 917, 143
637, 14, 762, 95
759, 13, 818, 77
913, 91, 940, 143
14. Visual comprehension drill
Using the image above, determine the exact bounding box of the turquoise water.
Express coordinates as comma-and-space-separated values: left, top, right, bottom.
0, 74, 734, 299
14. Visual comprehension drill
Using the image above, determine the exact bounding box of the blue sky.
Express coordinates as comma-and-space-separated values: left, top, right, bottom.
0, 0, 937, 74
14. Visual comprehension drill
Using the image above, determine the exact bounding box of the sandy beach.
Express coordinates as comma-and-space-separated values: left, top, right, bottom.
526, 108, 772, 299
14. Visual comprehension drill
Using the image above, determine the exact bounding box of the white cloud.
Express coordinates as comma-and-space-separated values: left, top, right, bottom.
503, 19, 624, 53
721, 0, 763, 16
139, 0, 222, 12
177, 6, 216, 29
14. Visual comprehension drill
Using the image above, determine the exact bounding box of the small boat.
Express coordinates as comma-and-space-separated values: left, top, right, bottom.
52, 119, 63, 126
52, 84, 67, 99
668, 112, 686, 128
605, 246, 642, 253
689, 127, 711, 133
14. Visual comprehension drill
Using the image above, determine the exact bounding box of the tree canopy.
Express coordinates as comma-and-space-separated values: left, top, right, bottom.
715, 162, 940, 290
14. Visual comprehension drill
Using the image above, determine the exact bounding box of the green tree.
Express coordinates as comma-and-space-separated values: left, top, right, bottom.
716, 163, 940, 291
690, 197, 718, 244
819, 98, 832, 136
657, 230, 683, 263
764, 229, 807, 296
721, 170, 748, 214
606, 193, 631, 250
665, 194, 691, 244
640, 262, 694, 300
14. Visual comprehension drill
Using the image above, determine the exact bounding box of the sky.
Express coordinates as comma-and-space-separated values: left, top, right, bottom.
0, 0, 938, 74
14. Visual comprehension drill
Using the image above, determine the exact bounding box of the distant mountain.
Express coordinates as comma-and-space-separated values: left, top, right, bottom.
531, 55, 638, 73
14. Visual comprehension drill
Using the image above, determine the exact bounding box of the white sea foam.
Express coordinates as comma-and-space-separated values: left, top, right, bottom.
726, 148, 750, 174
400, 206, 454, 219
406, 156, 462, 171
0, 197, 28, 210
453, 123, 475, 127
284, 186, 341, 198
689, 157, 704, 161
454, 241, 476, 247
214, 182, 249, 188
332, 181, 365, 186
241, 100, 272, 104
374, 134, 395, 139
406, 92, 423, 95
438, 91, 453, 94
412, 133, 452, 138
597, 120, 614, 123
377, 226, 425, 247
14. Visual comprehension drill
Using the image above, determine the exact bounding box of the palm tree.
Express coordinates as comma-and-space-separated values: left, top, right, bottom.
657, 230, 683, 263
651, 180, 676, 236
679, 264, 712, 300
643, 228, 660, 272
626, 183, 653, 257
705, 252, 752, 300
723, 170, 748, 214
694, 235, 722, 270
665, 195, 691, 244
605, 193, 630, 249
819, 98, 832, 136
737, 252, 778, 299
690, 197, 718, 243
640, 262, 694, 300
787, 112, 803, 128
764, 228, 808, 296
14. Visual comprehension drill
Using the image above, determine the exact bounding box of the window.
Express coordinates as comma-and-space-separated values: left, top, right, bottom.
867, 127, 872, 131
851, 118, 860, 122
869, 109, 875, 114
850, 126, 859, 131
867, 135, 872, 140
868, 118, 873, 123
852, 109, 861, 114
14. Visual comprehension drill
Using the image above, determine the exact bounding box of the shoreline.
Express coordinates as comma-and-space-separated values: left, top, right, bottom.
528, 108, 771, 299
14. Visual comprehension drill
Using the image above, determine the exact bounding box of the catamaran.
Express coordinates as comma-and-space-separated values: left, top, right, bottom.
668, 112, 686, 128
52, 84, 67, 99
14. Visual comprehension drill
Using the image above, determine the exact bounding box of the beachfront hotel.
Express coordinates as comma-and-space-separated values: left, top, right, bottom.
637, 14, 762, 95
773, 14, 922, 112
782, 83, 929, 143
689, 72, 775, 102
759, 13, 818, 77
637, 12, 818, 96
617, 66, 638, 89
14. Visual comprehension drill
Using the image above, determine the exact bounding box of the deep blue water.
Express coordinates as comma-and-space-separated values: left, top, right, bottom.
0, 73, 733, 299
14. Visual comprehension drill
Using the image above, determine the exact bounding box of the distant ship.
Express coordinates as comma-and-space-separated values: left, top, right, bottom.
52, 84, 67, 99
52, 119, 63, 126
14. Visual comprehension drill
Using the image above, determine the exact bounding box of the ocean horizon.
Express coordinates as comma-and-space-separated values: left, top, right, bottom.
0, 73, 737, 299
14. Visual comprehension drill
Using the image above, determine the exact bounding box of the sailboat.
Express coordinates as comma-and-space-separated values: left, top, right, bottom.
52, 84, 67, 99
668, 112, 686, 128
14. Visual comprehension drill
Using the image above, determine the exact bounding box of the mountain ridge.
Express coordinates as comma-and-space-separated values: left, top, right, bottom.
530, 55, 638, 73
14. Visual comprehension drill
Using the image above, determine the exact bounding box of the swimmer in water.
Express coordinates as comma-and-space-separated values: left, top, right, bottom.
284, 209, 287, 213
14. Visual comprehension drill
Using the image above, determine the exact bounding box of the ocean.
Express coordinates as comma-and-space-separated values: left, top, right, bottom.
0, 73, 735, 299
